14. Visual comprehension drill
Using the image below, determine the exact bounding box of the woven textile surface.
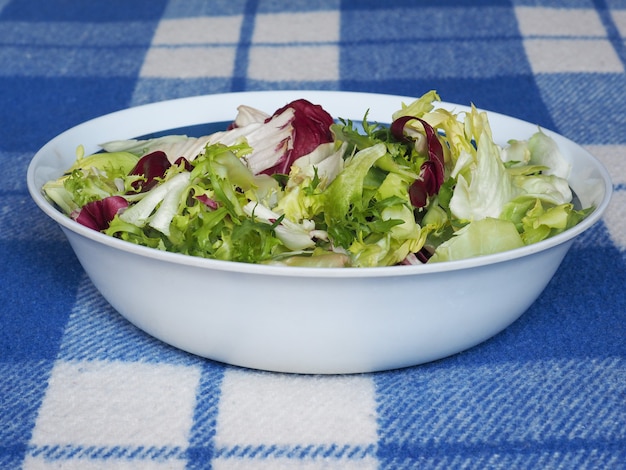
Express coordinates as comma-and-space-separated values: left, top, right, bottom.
1, 1, 625, 468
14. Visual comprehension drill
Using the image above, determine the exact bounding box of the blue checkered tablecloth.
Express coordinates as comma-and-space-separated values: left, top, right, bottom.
1, 1, 625, 468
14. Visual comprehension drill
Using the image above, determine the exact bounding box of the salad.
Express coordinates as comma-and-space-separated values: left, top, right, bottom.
42, 91, 591, 268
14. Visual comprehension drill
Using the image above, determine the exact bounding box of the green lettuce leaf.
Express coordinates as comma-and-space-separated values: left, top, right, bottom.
449, 130, 516, 222
42, 149, 139, 214
430, 218, 524, 262
322, 142, 387, 222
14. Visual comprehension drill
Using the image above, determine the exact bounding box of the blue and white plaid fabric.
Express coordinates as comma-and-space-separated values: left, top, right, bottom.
1, 1, 625, 468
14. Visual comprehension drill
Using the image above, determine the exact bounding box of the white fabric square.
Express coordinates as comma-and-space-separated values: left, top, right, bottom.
523, 39, 623, 73
152, 16, 243, 45
585, 145, 626, 251
22, 457, 187, 470
602, 190, 626, 251
215, 370, 378, 447
515, 7, 605, 37
252, 11, 340, 43
212, 456, 379, 470
140, 46, 237, 78
29, 360, 201, 447
248, 45, 338, 81
585, 145, 626, 186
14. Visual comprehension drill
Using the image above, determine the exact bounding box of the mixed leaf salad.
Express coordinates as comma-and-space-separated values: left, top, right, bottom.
42, 91, 591, 267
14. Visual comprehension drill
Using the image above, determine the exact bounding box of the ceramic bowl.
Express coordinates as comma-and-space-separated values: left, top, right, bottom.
27, 91, 612, 374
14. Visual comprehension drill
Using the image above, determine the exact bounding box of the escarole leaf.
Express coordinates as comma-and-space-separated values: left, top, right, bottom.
527, 130, 571, 179
322, 142, 387, 222
430, 218, 524, 262
65, 146, 139, 175
501, 197, 590, 245
449, 129, 515, 222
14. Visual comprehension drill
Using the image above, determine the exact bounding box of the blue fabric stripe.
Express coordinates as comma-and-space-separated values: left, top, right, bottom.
375, 440, 626, 469
511, 0, 595, 6
244, 78, 341, 91
0, 445, 28, 470
0, 77, 139, 152
341, 6, 521, 40
0, 152, 36, 192
57, 281, 204, 364
342, 0, 517, 9
213, 444, 377, 459
231, 0, 258, 92
0, 46, 148, 77
185, 362, 226, 467
534, 73, 626, 144
257, 0, 340, 13
340, 40, 532, 80
0, 241, 82, 360
27, 445, 187, 460
0, 362, 56, 467
0, 21, 159, 47
0, 0, 168, 21
132, 77, 235, 105
161, 0, 248, 18
340, 76, 557, 129
374, 359, 626, 468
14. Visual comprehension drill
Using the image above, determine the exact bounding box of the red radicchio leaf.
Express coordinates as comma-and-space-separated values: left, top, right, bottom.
174, 156, 193, 171
75, 196, 128, 231
128, 150, 171, 192
391, 116, 445, 208
194, 194, 219, 210
415, 246, 433, 263
390, 115, 415, 142
261, 99, 334, 176
408, 181, 429, 208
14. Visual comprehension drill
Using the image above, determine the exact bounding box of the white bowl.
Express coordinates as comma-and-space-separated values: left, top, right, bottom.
27, 91, 612, 374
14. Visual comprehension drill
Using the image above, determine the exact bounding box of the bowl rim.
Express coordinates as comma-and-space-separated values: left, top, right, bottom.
27, 90, 614, 279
